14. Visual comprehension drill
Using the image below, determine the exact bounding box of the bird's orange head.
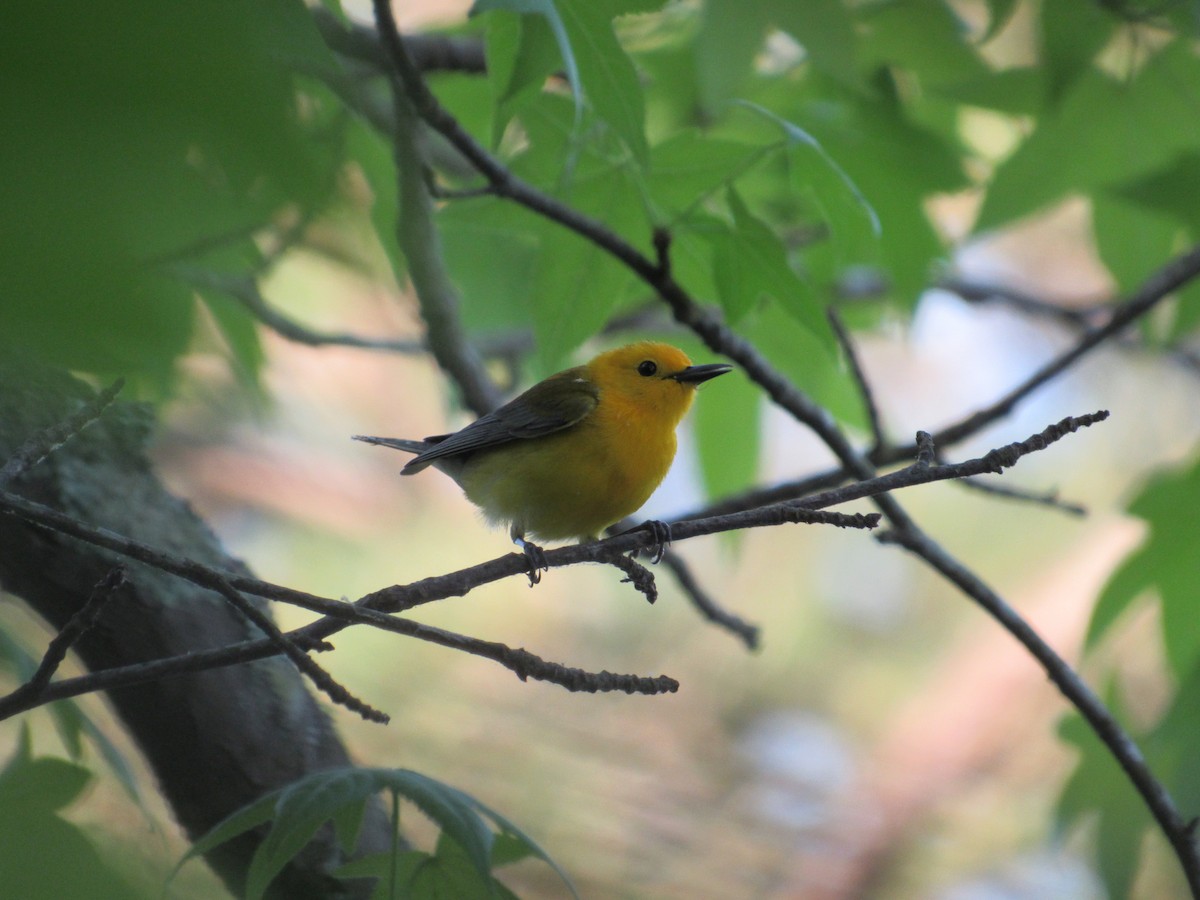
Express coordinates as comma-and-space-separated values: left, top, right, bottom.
584, 341, 732, 431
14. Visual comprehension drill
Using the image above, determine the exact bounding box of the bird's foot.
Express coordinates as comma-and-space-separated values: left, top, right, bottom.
514, 538, 549, 586
638, 519, 673, 564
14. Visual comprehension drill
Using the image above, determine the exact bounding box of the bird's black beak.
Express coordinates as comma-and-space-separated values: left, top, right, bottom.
670, 362, 733, 385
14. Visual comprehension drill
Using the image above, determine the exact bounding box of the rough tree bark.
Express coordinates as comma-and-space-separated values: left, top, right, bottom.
0, 356, 391, 898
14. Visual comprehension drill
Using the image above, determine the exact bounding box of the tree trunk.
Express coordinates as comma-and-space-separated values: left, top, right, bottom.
0, 357, 390, 898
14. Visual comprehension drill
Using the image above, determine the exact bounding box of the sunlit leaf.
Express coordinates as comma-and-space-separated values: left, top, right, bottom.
977, 42, 1200, 233
1039, 0, 1116, 102
859, 0, 989, 86
474, 0, 583, 130
979, 0, 1020, 43
557, 0, 650, 163
775, 0, 860, 88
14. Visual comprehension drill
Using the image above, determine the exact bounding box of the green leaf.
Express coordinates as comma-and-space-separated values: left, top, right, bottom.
1039, 0, 1116, 102
317, 0, 348, 24
774, 0, 860, 89
934, 67, 1045, 116
0, 753, 92, 815
977, 42, 1200, 233
177, 793, 279, 872
979, 0, 1020, 43
485, 11, 564, 146
178, 768, 577, 899
660, 225, 720, 307
509, 89, 629, 182
1086, 547, 1155, 650
244, 769, 393, 899
713, 187, 823, 333
345, 117, 405, 285
429, 72, 497, 156
197, 288, 268, 390
405, 833, 512, 899
1057, 698, 1151, 900
0, 0, 334, 387
693, 370, 759, 501
1086, 456, 1200, 675
647, 132, 775, 220
1091, 193, 1182, 298
754, 73, 960, 305
439, 200, 540, 336
1171, 282, 1200, 340
693, 0, 768, 111
1145, 661, 1200, 831
557, 0, 650, 163
1117, 152, 1200, 235
474, 0, 582, 129
859, 0, 990, 86
526, 163, 646, 370
735, 100, 881, 261
741, 301, 865, 430
490, 830, 538, 867
0, 747, 142, 900
0, 632, 145, 808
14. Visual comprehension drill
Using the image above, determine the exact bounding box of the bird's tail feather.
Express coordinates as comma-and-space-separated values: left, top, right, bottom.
352, 435, 428, 455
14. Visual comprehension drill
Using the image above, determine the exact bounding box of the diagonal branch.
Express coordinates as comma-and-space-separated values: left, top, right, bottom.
828, 307, 887, 453
186, 270, 427, 354
0, 567, 127, 709
205, 570, 389, 724
878, 524, 1200, 897
926, 244, 1200, 450
387, 77, 502, 416
366, 9, 1200, 887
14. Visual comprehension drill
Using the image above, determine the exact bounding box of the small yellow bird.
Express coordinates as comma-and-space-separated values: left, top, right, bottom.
355, 341, 731, 580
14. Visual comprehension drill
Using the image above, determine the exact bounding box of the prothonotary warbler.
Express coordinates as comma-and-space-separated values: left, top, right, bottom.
354, 341, 732, 581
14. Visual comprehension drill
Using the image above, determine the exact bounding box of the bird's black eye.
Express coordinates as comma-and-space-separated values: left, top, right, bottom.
637, 360, 658, 377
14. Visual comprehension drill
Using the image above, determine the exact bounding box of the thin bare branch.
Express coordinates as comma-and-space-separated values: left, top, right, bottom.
828, 307, 887, 453
928, 244, 1200, 450
877, 525, 1200, 898
953, 475, 1087, 517
938, 275, 1102, 328
601, 551, 658, 604
187, 270, 426, 353
313, 10, 486, 75
0, 379, 124, 487
206, 571, 389, 724
660, 551, 760, 650
0, 567, 127, 709
388, 75, 502, 415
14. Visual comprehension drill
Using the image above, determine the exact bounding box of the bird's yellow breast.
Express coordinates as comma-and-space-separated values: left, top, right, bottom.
457, 381, 682, 542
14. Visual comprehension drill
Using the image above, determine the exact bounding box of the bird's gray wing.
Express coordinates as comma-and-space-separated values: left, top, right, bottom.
402, 368, 598, 473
